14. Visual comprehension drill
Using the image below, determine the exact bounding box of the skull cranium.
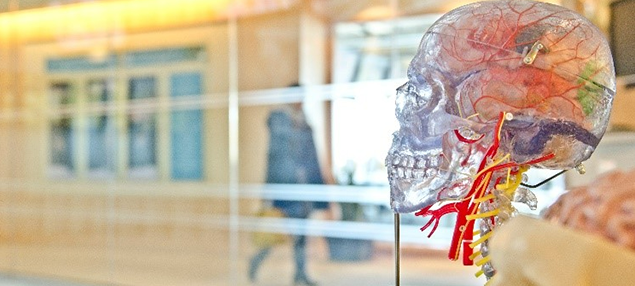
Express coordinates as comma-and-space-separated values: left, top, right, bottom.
386, 0, 616, 214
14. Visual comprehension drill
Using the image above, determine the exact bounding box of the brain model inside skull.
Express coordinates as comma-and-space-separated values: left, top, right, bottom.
385, 0, 615, 280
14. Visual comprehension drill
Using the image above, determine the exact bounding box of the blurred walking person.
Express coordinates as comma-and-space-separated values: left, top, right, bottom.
249, 85, 325, 286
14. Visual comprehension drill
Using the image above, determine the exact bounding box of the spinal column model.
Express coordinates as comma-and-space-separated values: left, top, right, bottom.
385, 0, 615, 280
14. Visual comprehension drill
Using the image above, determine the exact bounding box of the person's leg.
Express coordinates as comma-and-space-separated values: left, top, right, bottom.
293, 235, 306, 280
293, 234, 317, 285
249, 247, 272, 282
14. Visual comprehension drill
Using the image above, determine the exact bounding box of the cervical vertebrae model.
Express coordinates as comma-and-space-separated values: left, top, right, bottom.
386, 0, 615, 280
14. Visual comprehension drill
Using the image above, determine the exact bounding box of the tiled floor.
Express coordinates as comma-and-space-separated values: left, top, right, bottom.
0, 240, 484, 286
0, 274, 92, 286
247, 241, 485, 286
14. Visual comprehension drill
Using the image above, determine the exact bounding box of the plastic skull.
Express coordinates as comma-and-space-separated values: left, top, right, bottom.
387, 0, 615, 213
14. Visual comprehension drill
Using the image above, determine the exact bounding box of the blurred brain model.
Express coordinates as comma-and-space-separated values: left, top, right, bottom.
545, 169, 635, 251
385, 0, 615, 280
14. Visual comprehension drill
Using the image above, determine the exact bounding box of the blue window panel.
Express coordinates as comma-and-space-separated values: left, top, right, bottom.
128, 77, 156, 99
50, 82, 75, 106
88, 115, 117, 177
50, 118, 75, 177
47, 47, 204, 72
47, 55, 117, 73
126, 47, 204, 67
170, 72, 204, 180
87, 79, 113, 102
170, 72, 202, 97
128, 114, 157, 178
170, 110, 203, 180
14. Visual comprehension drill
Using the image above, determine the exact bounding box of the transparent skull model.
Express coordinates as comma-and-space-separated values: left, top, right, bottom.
386, 0, 615, 280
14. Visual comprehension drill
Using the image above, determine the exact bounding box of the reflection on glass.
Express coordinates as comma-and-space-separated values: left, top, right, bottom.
333, 15, 440, 83
170, 110, 202, 180
87, 79, 113, 102
128, 113, 157, 179
170, 72, 201, 97
88, 115, 116, 178
125, 46, 205, 67
49, 82, 75, 178
128, 76, 158, 179
49, 82, 73, 106
87, 79, 116, 178
49, 117, 75, 178
128, 76, 156, 100
170, 72, 203, 180
354, 54, 391, 81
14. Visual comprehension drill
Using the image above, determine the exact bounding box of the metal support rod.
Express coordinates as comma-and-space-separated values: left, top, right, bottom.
394, 213, 401, 286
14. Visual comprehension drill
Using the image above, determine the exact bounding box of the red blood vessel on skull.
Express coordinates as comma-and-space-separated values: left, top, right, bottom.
386, 0, 615, 280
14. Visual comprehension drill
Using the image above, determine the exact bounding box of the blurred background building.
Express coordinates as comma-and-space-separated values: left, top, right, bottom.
0, 0, 633, 285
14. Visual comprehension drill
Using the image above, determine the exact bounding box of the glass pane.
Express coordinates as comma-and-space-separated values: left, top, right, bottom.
49, 117, 75, 178
170, 110, 203, 180
333, 14, 439, 83
170, 72, 203, 180
4, 0, 618, 285
128, 77, 156, 100
87, 78, 116, 178
170, 72, 202, 97
88, 115, 116, 178
47, 55, 117, 73
49, 82, 74, 106
128, 113, 157, 179
125, 46, 205, 67
87, 79, 113, 102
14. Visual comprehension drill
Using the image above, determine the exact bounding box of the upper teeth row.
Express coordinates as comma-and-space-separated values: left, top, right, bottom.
391, 166, 438, 179
388, 154, 441, 169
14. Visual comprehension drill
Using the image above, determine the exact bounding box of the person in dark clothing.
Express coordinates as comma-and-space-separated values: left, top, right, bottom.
249, 98, 325, 286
